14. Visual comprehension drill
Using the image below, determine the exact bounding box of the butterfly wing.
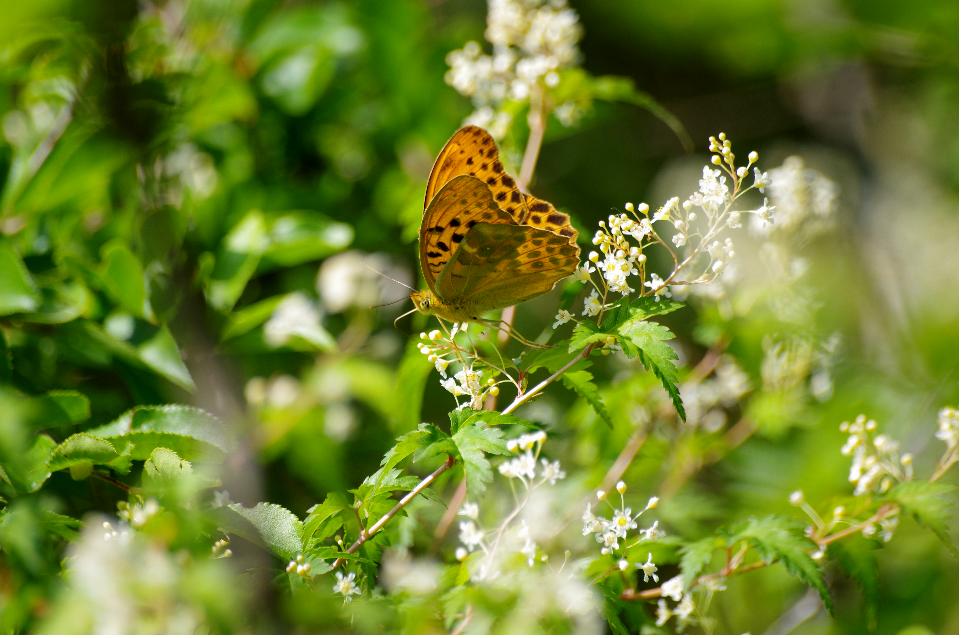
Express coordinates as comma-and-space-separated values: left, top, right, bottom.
425, 126, 528, 224
419, 174, 515, 294
436, 222, 580, 311
521, 193, 579, 245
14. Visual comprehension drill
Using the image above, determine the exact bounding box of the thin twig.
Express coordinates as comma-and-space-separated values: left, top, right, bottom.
502, 345, 596, 415
332, 455, 456, 569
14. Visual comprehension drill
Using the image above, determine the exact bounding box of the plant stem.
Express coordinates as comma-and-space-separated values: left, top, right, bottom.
502, 345, 596, 415
332, 455, 455, 569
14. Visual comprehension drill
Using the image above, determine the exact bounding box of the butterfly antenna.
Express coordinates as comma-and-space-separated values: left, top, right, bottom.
371, 295, 409, 309
364, 264, 416, 292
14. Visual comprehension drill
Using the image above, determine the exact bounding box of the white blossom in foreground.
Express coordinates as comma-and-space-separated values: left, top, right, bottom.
936, 407, 959, 451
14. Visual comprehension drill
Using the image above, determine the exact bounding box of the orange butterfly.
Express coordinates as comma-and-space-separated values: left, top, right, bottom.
410, 126, 580, 323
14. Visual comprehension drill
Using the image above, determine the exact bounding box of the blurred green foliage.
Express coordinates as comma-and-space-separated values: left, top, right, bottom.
0, 0, 957, 633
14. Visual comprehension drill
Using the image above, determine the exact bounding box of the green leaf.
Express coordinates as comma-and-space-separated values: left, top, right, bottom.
137, 325, 195, 390
888, 481, 958, 555
587, 74, 692, 152
391, 340, 433, 432
26, 391, 90, 429
225, 502, 303, 560
204, 210, 268, 312
617, 319, 685, 421
302, 492, 349, 551
221, 294, 287, 340
562, 369, 614, 429
679, 536, 720, 586
261, 211, 354, 269
568, 322, 612, 353
0, 243, 40, 315
731, 516, 832, 612
47, 434, 118, 473
452, 421, 507, 498
828, 537, 880, 629
143, 447, 193, 482
11, 434, 57, 493
84, 405, 230, 462
100, 241, 151, 319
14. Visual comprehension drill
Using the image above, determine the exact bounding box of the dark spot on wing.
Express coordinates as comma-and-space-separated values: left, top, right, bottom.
481, 162, 489, 170
486, 147, 496, 158
437, 241, 450, 251
528, 250, 541, 258
500, 175, 513, 186
427, 251, 442, 258
430, 225, 444, 232
547, 213, 566, 225
510, 191, 521, 203
452, 232, 464, 243
530, 215, 542, 224
532, 261, 544, 268
466, 157, 474, 165
559, 228, 575, 237
460, 198, 467, 205
532, 238, 543, 246
493, 160, 503, 172
467, 220, 478, 228
496, 192, 507, 201
487, 177, 497, 185
449, 218, 461, 227
530, 202, 550, 213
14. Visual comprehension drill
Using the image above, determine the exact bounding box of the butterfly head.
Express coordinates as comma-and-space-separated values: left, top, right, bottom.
410, 289, 438, 316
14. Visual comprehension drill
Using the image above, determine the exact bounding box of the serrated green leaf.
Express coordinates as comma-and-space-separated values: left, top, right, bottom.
828, 537, 879, 629
562, 369, 614, 429
225, 502, 303, 560
452, 422, 507, 498
302, 492, 349, 550
143, 447, 193, 481
47, 434, 118, 472
617, 319, 685, 421
87, 405, 230, 453
0, 243, 40, 315
889, 481, 958, 556
731, 516, 832, 612
679, 536, 720, 586
568, 322, 612, 353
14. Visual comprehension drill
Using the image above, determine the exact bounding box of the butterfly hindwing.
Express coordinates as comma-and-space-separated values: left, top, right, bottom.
419, 175, 515, 292
436, 222, 580, 311
425, 126, 528, 224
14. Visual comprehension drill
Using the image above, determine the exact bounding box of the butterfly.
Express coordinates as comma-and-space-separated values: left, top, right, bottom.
410, 126, 580, 324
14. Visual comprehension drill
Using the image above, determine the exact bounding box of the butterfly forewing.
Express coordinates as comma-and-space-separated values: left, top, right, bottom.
424, 126, 529, 224
521, 193, 579, 245
437, 222, 580, 311
419, 175, 515, 293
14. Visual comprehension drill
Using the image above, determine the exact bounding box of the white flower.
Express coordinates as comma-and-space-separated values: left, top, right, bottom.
937, 407, 959, 449
582, 504, 604, 536
753, 166, 770, 192
639, 552, 659, 583
597, 529, 620, 554
643, 273, 671, 301
789, 490, 804, 506
640, 520, 663, 541
333, 571, 362, 602
655, 599, 673, 626
458, 520, 485, 550
582, 289, 603, 317
540, 459, 565, 484
610, 508, 637, 539
661, 575, 685, 602
674, 593, 695, 628
552, 309, 575, 329
458, 502, 479, 520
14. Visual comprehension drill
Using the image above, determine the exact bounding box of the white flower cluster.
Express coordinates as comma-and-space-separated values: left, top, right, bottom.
751, 156, 836, 238
116, 498, 160, 528
679, 355, 750, 431
582, 481, 661, 557
456, 430, 565, 582
445, 0, 583, 137
332, 571, 362, 603
840, 414, 913, 496
418, 327, 501, 410
654, 575, 699, 631
498, 430, 565, 485
566, 134, 770, 319
936, 407, 959, 451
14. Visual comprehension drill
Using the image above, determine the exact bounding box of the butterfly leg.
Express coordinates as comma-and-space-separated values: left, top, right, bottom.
478, 318, 549, 350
